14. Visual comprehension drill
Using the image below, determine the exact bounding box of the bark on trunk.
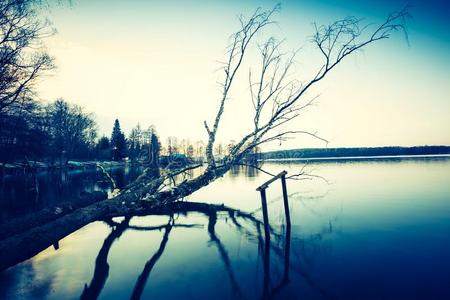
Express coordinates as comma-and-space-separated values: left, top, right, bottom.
0, 191, 107, 240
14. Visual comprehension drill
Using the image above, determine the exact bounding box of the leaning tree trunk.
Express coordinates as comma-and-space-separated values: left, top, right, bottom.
0, 191, 107, 240
0, 165, 231, 270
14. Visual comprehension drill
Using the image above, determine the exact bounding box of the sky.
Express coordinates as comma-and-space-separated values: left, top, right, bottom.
38, 0, 450, 149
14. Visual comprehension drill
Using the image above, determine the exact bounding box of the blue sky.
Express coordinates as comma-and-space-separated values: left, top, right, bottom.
39, 0, 450, 148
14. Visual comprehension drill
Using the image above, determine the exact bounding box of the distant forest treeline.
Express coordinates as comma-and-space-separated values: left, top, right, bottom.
259, 146, 450, 160
0, 97, 174, 165
0, 93, 236, 165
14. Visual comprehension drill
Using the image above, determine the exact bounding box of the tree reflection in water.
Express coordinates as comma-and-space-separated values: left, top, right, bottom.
80, 214, 202, 300
78, 201, 336, 300
80, 217, 131, 300
130, 219, 173, 300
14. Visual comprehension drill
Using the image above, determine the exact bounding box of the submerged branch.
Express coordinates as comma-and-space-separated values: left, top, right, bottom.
96, 163, 117, 191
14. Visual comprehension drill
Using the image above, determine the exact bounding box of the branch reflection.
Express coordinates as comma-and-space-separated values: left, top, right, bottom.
77, 201, 335, 300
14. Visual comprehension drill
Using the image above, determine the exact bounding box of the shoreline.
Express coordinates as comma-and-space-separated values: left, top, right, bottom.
260, 154, 450, 163
0, 160, 130, 177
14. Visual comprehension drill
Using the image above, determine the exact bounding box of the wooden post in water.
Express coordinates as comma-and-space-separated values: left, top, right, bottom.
280, 173, 291, 281
256, 170, 289, 240
259, 188, 271, 298
256, 170, 291, 295
283, 217, 291, 282
258, 188, 271, 242
280, 173, 291, 227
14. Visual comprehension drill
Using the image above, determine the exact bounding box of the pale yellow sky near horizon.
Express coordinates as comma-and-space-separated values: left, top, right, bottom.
37, 0, 450, 149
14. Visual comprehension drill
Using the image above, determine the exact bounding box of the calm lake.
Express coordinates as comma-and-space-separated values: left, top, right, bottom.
1, 157, 450, 299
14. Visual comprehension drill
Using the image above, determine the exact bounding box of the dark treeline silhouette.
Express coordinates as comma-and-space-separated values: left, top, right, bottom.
0, 97, 165, 165
0, 93, 191, 176
0, 0, 54, 163
0, 98, 97, 163
259, 146, 450, 160
0, 1, 165, 166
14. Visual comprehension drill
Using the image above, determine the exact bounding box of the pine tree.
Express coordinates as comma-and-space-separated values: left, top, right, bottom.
111, 119, 127, 161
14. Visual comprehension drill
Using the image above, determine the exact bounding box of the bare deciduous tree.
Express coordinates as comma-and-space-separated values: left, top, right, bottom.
204, 5, 409, 170
0, 0, 54, 116
146, 4, 409, 194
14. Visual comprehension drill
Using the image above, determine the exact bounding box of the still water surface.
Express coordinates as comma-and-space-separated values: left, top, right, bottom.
0, 165, 143, 222
1, 157, 449, 299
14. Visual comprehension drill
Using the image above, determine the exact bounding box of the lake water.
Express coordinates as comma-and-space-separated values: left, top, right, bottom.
0, 165, 143, 222
1, 157, 449, 299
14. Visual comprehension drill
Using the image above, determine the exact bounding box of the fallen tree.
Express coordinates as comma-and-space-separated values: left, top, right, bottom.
0, 5, 409, 270
0, 190, 106, 240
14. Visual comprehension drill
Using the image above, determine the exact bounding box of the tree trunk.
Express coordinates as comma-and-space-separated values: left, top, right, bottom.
0, 165, 231, 270
0, 191, 106, 240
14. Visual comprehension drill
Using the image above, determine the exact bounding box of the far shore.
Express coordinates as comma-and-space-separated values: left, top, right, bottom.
260, 153, 450, 163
